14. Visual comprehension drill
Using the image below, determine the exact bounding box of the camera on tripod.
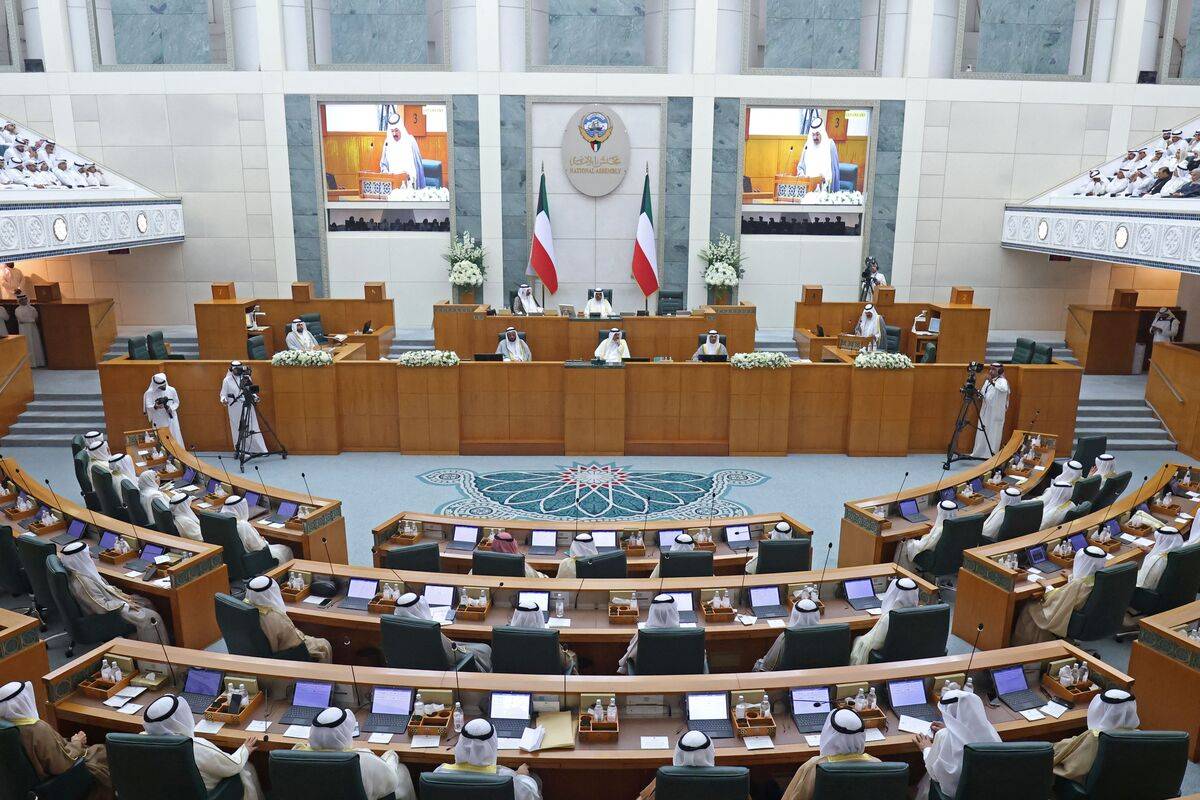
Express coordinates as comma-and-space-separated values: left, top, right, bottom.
960, 361, 985, 398
232, 363, 260, 402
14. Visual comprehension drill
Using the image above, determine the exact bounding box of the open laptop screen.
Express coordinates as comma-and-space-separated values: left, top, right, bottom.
490, 692, 531, 721
372, 687, 413, 715
749, 586, 781, 607
791, 687, 831, 714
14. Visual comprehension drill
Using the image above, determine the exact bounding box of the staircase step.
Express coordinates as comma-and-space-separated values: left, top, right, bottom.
1073, 417, 1167, 428
8, 421, 105, 432
0, 434, 76, 447
35, 392, 102, 402
1104, 439, 1178, 451
1075, 428, 1174, 441
17, 412, 106, 424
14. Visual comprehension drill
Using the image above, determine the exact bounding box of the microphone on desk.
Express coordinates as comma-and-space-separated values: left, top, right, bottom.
43, 477, 65, 517
150, 617, 178, 687
253, 466, 270, 499
887, 471, 910, 518
300, 473, 317, 510
215, 454, 236, 488
816, 542, 833, 592
308, 536, 338, 598
965, 623, 984, 686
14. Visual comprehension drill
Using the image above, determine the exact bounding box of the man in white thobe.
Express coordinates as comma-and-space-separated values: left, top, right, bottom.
1079, 170, 1106, 196
850, 577, 918, 664
143, 373, 183, 447
618, 594, 680, 674
13, 292, 43, 367
796, 115, 840, 191
691, 330, 728, 361
285, 319, 319, 351
169, 493, 203, 541
298, 707, 415, 800
433, 719, 541, 800
58, 540, 168, 645
754, 598, 821, 671
2, 263, 29, 299
595, 328, 630, 363
496, 327, 532, 362
914, 690, 1001, 800
1105, 168, 1130, 196
1162, 161, 1191, 195
512, 283, 542, 315
378, 122, 425, 189
853, 304, 884, 348
1039, 479, 1075, 528
1150, 307, 1179, 344
636, 731, 715, 797
220, 362, 266, 454
896, 500, 958, 572
584, 289, 615, 317
220, 494, 292, 563
1137, 526, 1184, 590
970, 363, 1009, 459
142, 695, 263, 800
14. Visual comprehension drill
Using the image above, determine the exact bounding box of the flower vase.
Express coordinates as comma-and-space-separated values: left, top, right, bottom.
707, 286, 735, 306
454, 286, 478, 305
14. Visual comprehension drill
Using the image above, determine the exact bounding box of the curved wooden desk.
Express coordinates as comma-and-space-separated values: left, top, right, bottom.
954, 463, 1197, 650
1128, 600, 1200, 762
0, 610, 48, 714
265, 559, 935, 674
839, 430, 1058, 566
1, 458, 229, 648
372, 512, 810, 576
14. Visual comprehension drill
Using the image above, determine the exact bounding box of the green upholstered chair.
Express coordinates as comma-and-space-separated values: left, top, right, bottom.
658, 290, 685, 316
576, 550, 628, 578
419, 771, 515, 799
90, 469, 128, 522
120, 481, 150, 527
382, 542, 441, 572
46, 554, 135, 657
776, 623, 852, 670
996, 500, 1045, 542
14, 535, 56, 623
1066, 562, 1137, 642
1070, 474, 1102, 505
1031, 343, 1054, 364
867, 604, 950, 664
107, 733, 243, 800
654, 766, 750, 800
70, 432, 85, 457
624, 628, 707, 675
72, 449, 92, 493
215, 593, 311, 662
126, 337, 150, 360
1071, 436, 1107, 470
912, 511, 986, 581
0, 719, 95, 800
472, 550, 526, 577
1062, 501, 1093, 524
1053, 731, 1188, 800
921, 342, 937, 363
1131, 542, 1200, 615
146, 330, 185, 360
268, 750, 388, 800
0, 524, 31, 599
1090, 471, 1132, 512
298, 312, 327, 344
197, 510, 277, 582
1010, 338, 1035, 364
658, 550, 714, 577
492, 627, 570, 675
883, 325, 902, 353
151, 497, 178, 536
929, 741, 1052, 800
812, 760, 908, 798
380, 616, 474, 671
755, 539, 812, 573
246, 335, 268, 360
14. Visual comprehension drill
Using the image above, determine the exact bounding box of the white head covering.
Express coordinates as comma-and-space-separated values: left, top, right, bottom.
1042, 480, 1073, 511
170, 492, 200, 524
509, 601, 546, 629
788, 598, 821, 628
1061, 460, 1084, 482
647, 594, 681, 628
85, 438, 109, 461
500, 327, 525, 360
0, 681, 38, 722
800, 114, 836, 185
983, 487, 1021, 528
394, 592, 433, 621
926, 690, 1001, 795
773, 521, 791, 539
819, 708, 866, 756
671, 532, 695, 552
108, 453, 136, 481
310, 707, 356, 751
147, 372, 169, 395
138, 469, 159, 495
1073, 545, 1108, 581
703, 330, 722, 355
1147, 526, 1184, 559
143, 695, 195, 737
59, 540, 103, 583
880, 577, 919, 615
1086, 689, 1139, 732
222, 495, 249, 521
456, 718, 498, 766
673, 731, 715, 767
1094, 454, 1115, 478
932, 500, 958, 533
570, 532, 598, 559
245, 575, 286, 612
856, 304, 882, 338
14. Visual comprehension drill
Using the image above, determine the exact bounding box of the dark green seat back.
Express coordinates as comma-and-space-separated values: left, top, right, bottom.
1132, 542, 1200, 615
914, 512, 985, 578
1063, 501, 1093, 524
197, 509, 276, 581
90, 468, 126, 522
126, 337, 150, 360
107, 733, 243, 800
1031, 343, 1053, 364
215, 593, 273, 658
1071, 436, 1107, 470
1010, 338, 1035, 364
268, 750, 372, 800
14, 535, 56, 619
778, 623, 851, 670
1070, 474, 1102, 505
120, 482, 150, 527
883, 325, 902, 354
576, 550, 627, 578
381, 616, 453, 670
659, 550, 714, 577
0, 524, 31, 597
930, 741, 1052, 800
869, 604, 950, 664
756, 539, 812, 574
71, 433, 85, 457
246, 335, 267, 360
1065, 731, 1188, 800
654, 766, 749, 800
73, 450, 92, 493
151, 498, 178, 536
0, 719, 87, 800
472, 550, 525, 577
46, 554, 135, 647
299, 312, 327, 343
813, 760, 908, 799
146, 330, 170, 360
1067, 561, 1137, 641
921, 342, 937, 363
492, 626, 564, 675
996, 500, 1044, 542
1091, 471, 1132, 511
382, 542, 441, 572
419, 771, 514, 799
629, 628, 706, 675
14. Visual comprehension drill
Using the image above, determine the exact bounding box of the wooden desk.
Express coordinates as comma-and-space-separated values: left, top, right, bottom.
954, 463, 1196, 651
839, 430, 1058, 566
0, 298, 116, 369
0, 610, 49, 715
1147, 343, 1200, 459
1065, 305, 1143, 375
1128, 600, 1200, 761
0, 334, 34, 436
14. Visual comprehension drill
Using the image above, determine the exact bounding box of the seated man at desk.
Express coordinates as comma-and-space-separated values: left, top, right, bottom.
393, 592, 493, 671
1012, 545, 1107, 645
584, 289, 615, 318
853, 304, 884, 348
58, 540, 168, 645
285, 319, 320, 351
244, 576, 332, 662
850, 577, 918, 664
512, 283, 542, 315
169, 493, 203, 541
755, 598, 820, 671
895, 500, 958, 572
489, 531, 546, 576
297, 707, 415, 800
496, 327, 532, 362
509, 602, 579, 673
746, 521, 794, 573
1052, 690, 1140, 782
433, 718, 541, 800
595, 329, 630, 363
0, 680, 114, 800
618, 593, 681, 674
636, 730, 716, 799
914, 688, 1000, 800
691, 330, 728, 361
137, 470, 170, 522
1137, 525, 1184, 590
781, 708, 878, 800
554, 533, 597, 578
142, 695, 263, 800
220, 495, 293, 563
650, 533, 695, 577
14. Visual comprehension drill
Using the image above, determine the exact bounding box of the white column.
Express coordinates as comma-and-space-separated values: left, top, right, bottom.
880, 0, 907, 74
1090, 0, 1118, 79
667, 0, 694, 72
929, 0, 956, 75
280, 0, 308, 67
497, 0, 523, 70
449, 0, 476, 69
21, 0, 43, 61
230, 0, 260, 68
64, 0, 92, 69
93, 0, 115, 64
311, 0, 330, 64
714, 0, 743, 72
861, 0, 878, 71
255, 0, 284, 69
1068, 0, 1091, 73
1108, 0, 1148, 82
1138, 0, 1161, 70
34, 0, 75, 69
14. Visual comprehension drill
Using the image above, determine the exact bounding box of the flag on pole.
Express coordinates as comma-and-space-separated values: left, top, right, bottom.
527, 169, 558, 294
631, 170, 659, 297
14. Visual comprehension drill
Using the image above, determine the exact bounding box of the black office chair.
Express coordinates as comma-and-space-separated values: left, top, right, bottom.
1090, 471, 1132, 511
912, 512, 986, 582
419, 771, 514, 800
472, 550, 526, 577
14, 535, 56, 624
215, 593, 310, 661
929, 741, 1052, 800
576, 550, 628, 578
146, 330, 185, 360
1031, 343, 1054, 364
1072, 436, 1108, 472
91, 469, 128, 523
1062, 501, 1093, 524
120, 482, 150, 527
1130, 542, 1200, 615
382, 541, 441, 572
695, 333, 728, 346
496, 330, 527, 341
654, 766, 750, 799
776, 623, 852, 670
269, 750, 387, 800
126, 337, 150, 360
995, 500, 1044, 542
46, 554, 135, 658
624, 628, 707, 675
247, 335, 268, 360
1009, 338, 1035, 364
0, 524, 31, 599
658, 290, 685, 315
380, 616, 475, 671
492, 627, 570, 675
754, 539, 812, 573
921, 342, 937, 363
0, 719, 95, 800
1053, 731, 1188, 800
299, 312, 327, 344
107, 733, 243, 800
1070, 474, 1102, 505
659, 550, 714, 577
883, 325, 902, 354
812, 761, 908, 798
198, 509, 277, 583
867, 603, 950, 663
151, 498, 178, 536
1066, 562, 1137, 642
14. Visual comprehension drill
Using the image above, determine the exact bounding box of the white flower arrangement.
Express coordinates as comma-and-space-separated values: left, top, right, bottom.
703, 261, 740, 287
854, 350, 914, 370
271, 350, 333, 367
731, 351, 792, 370
445, 231, 486, 286
449, 260, 483, 287
389, 186, 451, 203
397, 349, 461, 367
698, 234, 746, 285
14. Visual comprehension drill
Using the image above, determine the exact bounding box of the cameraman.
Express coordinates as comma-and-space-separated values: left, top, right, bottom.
970, 363, 1010, 459
220, 361, 266, 454
859, 256, 886, 302
143, 373, 184, 447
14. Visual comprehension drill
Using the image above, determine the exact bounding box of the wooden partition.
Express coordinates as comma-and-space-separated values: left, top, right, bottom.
1147, 343, 1200, 458
0, 298, 117, 369
0, 610, 48, 714
1067, 304, 1186, 375
1128, 600, 1200, 761
0, 334, 34, 436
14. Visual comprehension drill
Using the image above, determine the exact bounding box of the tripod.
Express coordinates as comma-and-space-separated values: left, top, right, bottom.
235, 388, 286, 470
944, 382, 992, 470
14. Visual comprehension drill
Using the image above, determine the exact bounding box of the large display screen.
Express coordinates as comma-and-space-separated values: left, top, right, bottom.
741, 106, 870, 206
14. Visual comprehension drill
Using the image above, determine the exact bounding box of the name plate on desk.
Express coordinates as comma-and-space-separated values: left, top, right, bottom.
564, 360, 624, 369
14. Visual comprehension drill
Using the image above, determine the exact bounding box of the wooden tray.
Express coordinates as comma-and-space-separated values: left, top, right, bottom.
577, 713, 619, 743
956, 492, 986, 507
703, 604, 736, 623
407, 709, 452, 737
732, 709, 776, 738
1120, 522, 1152, 539
1047, 550, 1074, 570
455, 600, 491, 622
368, 595, 398, 615
99, 549, 136, 565
622, 544, 646, 557
79, 670, 135, 700
836, 702, 885, 729
1150, 502, 1181, 516
204, 691, 264, 725
1085, 537, 1121, 554
158, 465, 184, 481
6, 506, 38, 521
390, 531, 420, 545
280, 583, 311, 603
607, 605, 639, 625
1008, 467, 1033, 478
695, 541, 716, 552
984, 479, 1009, 493
1041, 674, 1099, 705
285, 513, 310, 531
29, 519, 67, 535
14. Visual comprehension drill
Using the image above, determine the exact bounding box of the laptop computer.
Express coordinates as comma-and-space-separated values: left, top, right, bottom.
338, 578, 379, 610
1068, 532, 1088, 552
843, 578, 881, 611
725, 524, 753, 551
528, 529, 558, 556
52, 518, 86, 546
698, 354, 728, 363
268, 500, 299, 525
886, 678, 940, 723
424, 584, 457, 622
1103, 519, 1122, 539
898, 498, 928, 524
18, 507, 50, 531
517, 591, 551, 623
447, 525, 480, 551
92, 530, 119, 556
790, 686, 833, 734
1024, 544, 1058, 574
685, 692, 734, 739
243, 491, 260, 510
362, 687, 413, 734
591, 530, 618, 554
280, 680, 334, 725
125, 543, 166, 573
928, 317, 941, 334
205, 479, 221, 496
990, 665, 1045, 713
970, 476, 996, 499
938, 488, 957, 503
657, 529, 684, 549
664, 591, 697, 624
178, 467, 197, 488
489, 691, 533, 739
179, 667, 224, 714
749, 585, 788, 619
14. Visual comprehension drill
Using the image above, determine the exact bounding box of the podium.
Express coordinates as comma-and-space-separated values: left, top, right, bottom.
772, 175, 824, 202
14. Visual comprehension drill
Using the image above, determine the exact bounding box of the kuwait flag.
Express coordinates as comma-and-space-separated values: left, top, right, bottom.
527, 171, 558, 293
631, 172, 659, 297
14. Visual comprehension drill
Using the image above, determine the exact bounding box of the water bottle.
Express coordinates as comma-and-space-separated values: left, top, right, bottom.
555, 593, 565, 618
607, 697, 617, 723
735, 695, 747, 720
111, 664, 121, 682
452, 702, 464, 733
414, 692, 424, 717
867, 687, 877, 709
101, 659, 112, 682
854, 688, 867, 710
759, 695, 770, 717
963, 677, 974, 694
593, 699, 604, 720
238, 683, 247, 700
1078, 662, 1089, 686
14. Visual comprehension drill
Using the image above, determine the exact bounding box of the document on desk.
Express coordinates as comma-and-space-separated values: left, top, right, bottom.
245, 720, 270, 732
766, 619, 786, 628
1019, 709, 1045, 721
864, 729, 885, 742
547, 618, 571, 628
195, 719, 225, 734
116, 703, 144, 715
1040, 702, 1068, 719
898, 716, 932, 736
284, 725, 310, 739
115, 686, 146, 699
640, 736, 670, 750
497, 738, 522, 751
743, 736, 774, 750
866, 608, 883, 616
410, 735, 440, 748
368, 733, 393, 745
